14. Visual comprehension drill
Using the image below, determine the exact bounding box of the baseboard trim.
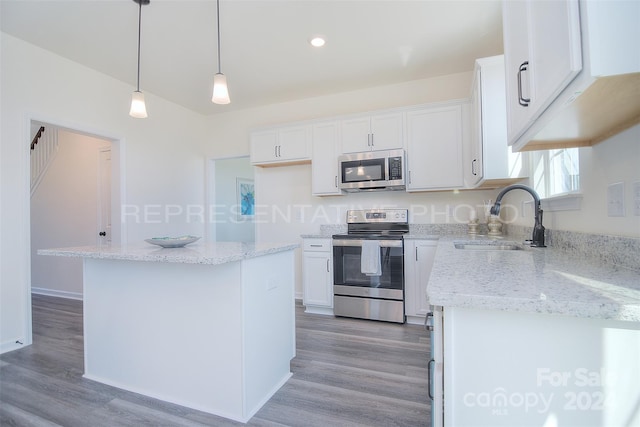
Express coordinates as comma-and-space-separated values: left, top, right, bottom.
1, 339, 28, 354
31, 287, 83, 301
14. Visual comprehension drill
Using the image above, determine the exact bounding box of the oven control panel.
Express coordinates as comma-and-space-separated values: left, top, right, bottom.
347, 209, 408, 224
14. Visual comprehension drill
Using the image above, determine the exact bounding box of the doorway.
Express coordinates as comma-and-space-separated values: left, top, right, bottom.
206, 156, 255, 242
29, 120, 120, 300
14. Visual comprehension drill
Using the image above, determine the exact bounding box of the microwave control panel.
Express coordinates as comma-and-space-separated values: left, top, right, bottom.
388, 156, 403, 180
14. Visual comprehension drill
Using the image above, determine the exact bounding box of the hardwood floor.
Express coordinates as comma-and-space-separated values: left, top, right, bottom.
1, 294, 431, 426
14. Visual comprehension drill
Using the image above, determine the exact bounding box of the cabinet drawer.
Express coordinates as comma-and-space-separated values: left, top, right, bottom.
303, 239, 331, 252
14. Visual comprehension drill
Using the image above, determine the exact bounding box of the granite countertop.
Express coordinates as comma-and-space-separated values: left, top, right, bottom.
38, 241, 299, 265
427, 235, 640, 322
403, 233, 441, 240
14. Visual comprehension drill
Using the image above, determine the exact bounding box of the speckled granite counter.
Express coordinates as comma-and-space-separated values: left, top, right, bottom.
427, 235, 640, 322
38, 241, 299, 265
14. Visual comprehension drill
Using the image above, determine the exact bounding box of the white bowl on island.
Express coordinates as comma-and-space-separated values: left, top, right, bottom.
144, 235, 200, 248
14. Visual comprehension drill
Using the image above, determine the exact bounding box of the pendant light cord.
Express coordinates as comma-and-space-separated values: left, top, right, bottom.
136, 0, 142, 91
216, 0, 222, 74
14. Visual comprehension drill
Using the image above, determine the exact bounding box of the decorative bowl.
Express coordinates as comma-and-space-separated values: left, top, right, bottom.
145, 236, 200, 248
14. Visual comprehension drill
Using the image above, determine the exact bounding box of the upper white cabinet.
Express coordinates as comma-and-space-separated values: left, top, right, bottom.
250, 125, 311, 166
405, 103, 465, 192
504, 0, 640, 151
311, 121, 342, 196
502, 0, 582, 145
340, 112, 404, 154
465, 55, 527, 188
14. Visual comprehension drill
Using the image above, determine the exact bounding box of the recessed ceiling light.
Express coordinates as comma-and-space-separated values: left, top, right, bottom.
309, 35, 326, 48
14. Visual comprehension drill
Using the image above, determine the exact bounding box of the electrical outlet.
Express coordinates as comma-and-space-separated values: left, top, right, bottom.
634, 181, 640, 216
607, 182, 625, 217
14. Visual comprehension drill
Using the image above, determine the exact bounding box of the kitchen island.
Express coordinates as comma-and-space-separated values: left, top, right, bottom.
426, 236, 640, 427
39, 241, 298, 423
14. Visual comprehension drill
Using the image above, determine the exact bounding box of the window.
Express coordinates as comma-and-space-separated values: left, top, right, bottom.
532, 147, 580, 199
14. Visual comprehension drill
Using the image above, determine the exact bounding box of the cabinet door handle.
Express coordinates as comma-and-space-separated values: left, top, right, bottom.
370, 133, 374, 147
326, 259, 330, 272
517, 61, 530, 107
428, 358, 435, 401
367, 134, 371, 147
415, 246, 418, 261
278, 145, 282, 157
274, 145, 278, 157
408, 170, 412, 185
310, 244, 322, 247
472, 159, 477, 176
334, 176, 338, 188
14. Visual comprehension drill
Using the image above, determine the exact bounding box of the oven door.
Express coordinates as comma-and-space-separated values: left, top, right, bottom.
332, 238, 404, 300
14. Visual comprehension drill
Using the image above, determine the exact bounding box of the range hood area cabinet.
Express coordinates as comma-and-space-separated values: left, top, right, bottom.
340, 112, 404, 154
503, 0, 640, 152
464, 55, 527, 189
250, 125, 311, 166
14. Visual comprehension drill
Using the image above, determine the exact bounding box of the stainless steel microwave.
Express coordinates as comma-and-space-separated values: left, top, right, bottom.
338, 149, 406, 192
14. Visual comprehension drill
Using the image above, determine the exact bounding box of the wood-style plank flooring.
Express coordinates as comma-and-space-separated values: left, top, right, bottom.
1, 294, 431, 426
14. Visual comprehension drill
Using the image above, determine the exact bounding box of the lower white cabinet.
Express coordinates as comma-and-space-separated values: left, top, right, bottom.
403, 239, 437, 324
442, 306, 640, 426
302, 238, 333, 315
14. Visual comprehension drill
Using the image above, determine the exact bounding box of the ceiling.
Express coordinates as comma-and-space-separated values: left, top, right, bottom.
1, 0, 504, 116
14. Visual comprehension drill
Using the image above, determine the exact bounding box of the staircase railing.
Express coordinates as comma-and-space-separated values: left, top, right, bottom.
30, 125, 59, 196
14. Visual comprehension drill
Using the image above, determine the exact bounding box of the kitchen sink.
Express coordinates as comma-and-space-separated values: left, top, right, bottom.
454, 242, 523, 251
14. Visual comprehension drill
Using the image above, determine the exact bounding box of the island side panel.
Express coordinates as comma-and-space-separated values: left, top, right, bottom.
241, 250, 296, 418
82, 258, 246, 421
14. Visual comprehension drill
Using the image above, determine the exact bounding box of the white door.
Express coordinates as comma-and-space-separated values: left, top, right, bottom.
98, 148, 111, 244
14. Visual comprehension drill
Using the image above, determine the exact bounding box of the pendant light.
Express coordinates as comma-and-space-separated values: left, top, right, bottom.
212, 0, 230, 104
130, 0, 150, 118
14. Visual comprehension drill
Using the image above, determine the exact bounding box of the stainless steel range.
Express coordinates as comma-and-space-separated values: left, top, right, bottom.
332, 209, 408, 323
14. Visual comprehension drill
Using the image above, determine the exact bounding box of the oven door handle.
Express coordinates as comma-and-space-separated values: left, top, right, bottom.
332, 239, 403, 248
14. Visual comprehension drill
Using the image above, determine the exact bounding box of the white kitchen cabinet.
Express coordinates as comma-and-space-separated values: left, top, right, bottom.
250, 125, 311, 166
311, 121, 343, 196
403, 239, 437, 324
503, 0, 640, 151
464, 55, 527, 188
405, 104, 465, 191
340, 112, 403, 154
302, 238, 333, 315
502, 0, 582, 144
441, 306, 640, 427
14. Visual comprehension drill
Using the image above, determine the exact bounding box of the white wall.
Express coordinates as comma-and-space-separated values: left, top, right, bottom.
1, 33, 210, 353
30, 130, 110, 299
502, 125, 640, 238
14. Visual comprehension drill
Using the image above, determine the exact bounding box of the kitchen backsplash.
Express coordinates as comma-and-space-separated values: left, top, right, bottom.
318, 223, 639, 271
549, 229, 640, 272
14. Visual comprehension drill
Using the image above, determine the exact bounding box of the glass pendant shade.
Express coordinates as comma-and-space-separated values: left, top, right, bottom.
129, 90, 148, 118
212, 73, 231, 104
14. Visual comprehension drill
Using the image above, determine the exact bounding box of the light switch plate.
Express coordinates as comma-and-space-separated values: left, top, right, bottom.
607, 182, 625, 217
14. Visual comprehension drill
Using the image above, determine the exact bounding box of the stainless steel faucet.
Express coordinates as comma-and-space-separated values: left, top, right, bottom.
490, 184, 546, 247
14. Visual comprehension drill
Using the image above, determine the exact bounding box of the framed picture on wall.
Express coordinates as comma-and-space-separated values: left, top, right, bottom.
236, 178, 255, 217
